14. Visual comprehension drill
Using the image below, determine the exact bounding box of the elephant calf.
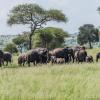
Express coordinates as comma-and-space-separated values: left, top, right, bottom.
56, 58, 65, 64
86, 56, 93, 63
18, 53, 27, 66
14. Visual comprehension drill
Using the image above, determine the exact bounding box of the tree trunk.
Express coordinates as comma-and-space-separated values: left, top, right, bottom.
29, 34, 32, 50
20, 46, 23, 53
29, 24, 36, 50
89, 41, 92, 49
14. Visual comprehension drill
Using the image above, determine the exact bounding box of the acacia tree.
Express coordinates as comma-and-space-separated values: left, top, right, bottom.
7, 4, 67, 49
77, 24, 99, 49
33, 27, 68, 49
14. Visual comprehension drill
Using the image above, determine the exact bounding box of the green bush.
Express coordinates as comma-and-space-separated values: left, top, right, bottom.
4, 43, 18, 53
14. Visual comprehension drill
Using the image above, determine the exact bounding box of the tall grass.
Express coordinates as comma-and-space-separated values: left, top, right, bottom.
0, 63, 100, 100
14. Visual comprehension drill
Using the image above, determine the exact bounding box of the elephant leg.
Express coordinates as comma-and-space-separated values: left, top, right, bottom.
10, 60, 12, 65
65, 56, 69, 63
33, 61, 35, 66
2, 60, 4, 66
68, 56, 71, 63
23, 62, 24, 66
6, 61, 8, 66
0, 60, 2, 67
72, 55, 75, 63
28, 62, 30, 67
92, 59, 94, 63
77, 58, 80, 64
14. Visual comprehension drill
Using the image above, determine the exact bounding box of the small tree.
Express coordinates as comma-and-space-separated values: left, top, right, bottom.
7, 3, 67, 49
4, 43, 18, 53
33, 29, 54, 48
13, 33, 29, 53
77, 24, 99, 49
33, 27, 68, 49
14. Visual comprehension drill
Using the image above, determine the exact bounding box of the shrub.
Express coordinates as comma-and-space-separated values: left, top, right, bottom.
4, 43, 18, 53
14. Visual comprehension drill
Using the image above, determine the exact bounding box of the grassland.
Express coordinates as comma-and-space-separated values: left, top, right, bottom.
0, 48, 100, 100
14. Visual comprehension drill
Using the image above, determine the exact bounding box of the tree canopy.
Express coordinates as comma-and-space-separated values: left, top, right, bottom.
7, 3, 67, 49
77, 24, 99, 48
33, 27, 68, 49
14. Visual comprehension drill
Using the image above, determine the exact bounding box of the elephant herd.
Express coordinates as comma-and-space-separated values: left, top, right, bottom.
17, 46, 100, 66
0, 46, 100, 67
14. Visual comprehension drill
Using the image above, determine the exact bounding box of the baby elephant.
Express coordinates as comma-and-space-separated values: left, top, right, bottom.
56, 58, 65, 64
50, 56, 57, 64
18, 53, 27, 66
86, 56, 93, 63
50, 56, 65, 64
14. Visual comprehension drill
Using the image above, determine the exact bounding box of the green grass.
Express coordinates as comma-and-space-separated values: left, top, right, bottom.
0, 64, 100, 100
0, 48, 100, 100
87, 48, 100, 59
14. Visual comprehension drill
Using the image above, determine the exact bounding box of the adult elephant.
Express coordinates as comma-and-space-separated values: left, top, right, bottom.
76, 49, 87, 63
96, 52, 100, 62
26, 48, 48, 66
18, 53, 27, 66
49, 48, 69, 63
3, 52, 12, 66
0, 50, 4, 67
67, 47, 74, 63
35, 48, 48, 64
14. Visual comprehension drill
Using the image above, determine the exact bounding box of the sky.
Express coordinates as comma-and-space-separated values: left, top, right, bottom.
1, 0, 100, 35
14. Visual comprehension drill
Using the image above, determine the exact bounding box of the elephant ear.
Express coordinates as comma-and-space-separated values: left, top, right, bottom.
63, 48, 68, 53
43, 49, 48, 54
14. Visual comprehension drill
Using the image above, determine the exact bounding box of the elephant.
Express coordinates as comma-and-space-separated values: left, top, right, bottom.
18, 53, 27, 66
26, 48, 48, 66
0, 50, 4, 67
67, 47, 74, 63
76, 50, 87, 63
49, 48, 69, 63
3, 52, 12, 66
86, 56, 93, 63
96, 52, 100, 62
49, 47, 75, 63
